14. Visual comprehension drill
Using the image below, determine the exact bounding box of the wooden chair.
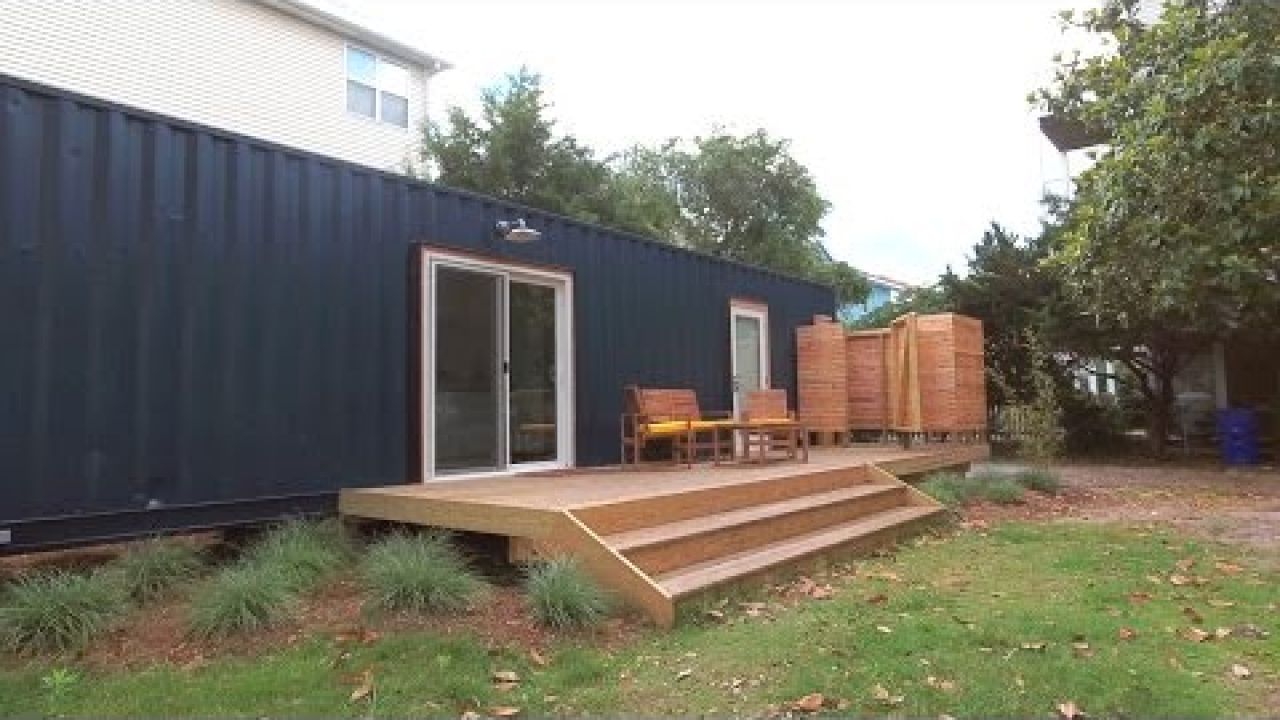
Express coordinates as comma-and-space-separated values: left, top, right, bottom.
738, 389, 808, 463
620, 386, 734, 467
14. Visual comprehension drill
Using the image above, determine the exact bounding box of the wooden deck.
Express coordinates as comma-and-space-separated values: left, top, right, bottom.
340, 443, 988, 626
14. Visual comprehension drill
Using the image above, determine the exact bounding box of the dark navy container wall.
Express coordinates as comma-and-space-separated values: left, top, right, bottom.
0, 76, 834, 551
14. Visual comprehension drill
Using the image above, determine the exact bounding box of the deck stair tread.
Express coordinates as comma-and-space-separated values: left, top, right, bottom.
655, 505, 941, 598
602, 484, 902, 552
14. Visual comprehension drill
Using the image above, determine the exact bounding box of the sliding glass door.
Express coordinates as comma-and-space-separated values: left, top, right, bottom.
425, 252, 572, 479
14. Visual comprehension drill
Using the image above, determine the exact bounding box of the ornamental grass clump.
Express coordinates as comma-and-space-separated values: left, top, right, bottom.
0, 570, 129, 654
111, 538, 205, 602
523, 557, 611, 630
360, 532, 488, 614
186, 562, 297, 638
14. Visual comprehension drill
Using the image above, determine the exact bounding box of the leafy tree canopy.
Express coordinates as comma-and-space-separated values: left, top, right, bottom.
421, 69, 867, 305
1032, 0, 1280, 452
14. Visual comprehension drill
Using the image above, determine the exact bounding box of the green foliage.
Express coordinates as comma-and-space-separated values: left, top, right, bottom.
0, 570, 128, 654
187, 563, 296, 638
187, 519, 351, 637
421, 68, 868, 306
1034, 0, 1280, 453
846, 283, 951, 330
111, 539, 205, 602
4, 524, 1271, 717
1017, 467, 1064, 495
245, 519, 352, 591
359, 532, 488, 614
920, 468, 1062, 507
523, 557, 611, 629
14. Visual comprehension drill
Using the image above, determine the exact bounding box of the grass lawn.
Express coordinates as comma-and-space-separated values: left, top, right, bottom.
1, 521, 1275, 717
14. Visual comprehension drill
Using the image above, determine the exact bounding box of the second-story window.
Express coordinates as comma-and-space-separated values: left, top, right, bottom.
346, 46, 409, 128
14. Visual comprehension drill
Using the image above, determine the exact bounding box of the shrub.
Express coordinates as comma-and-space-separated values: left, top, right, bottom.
980, 476, 1027, 505
1017, 468, 1063, 495
187, 563, 296, 638
919, 472, 971, 507
360, 532, 487, 614
0, 570, 128, 654
247, 519, 352, 590
524, 557, 611, 629
920, 471, 1029, 506
111, 538, 205, 602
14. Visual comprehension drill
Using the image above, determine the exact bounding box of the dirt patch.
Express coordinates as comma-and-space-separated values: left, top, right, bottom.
961, 463, 1280, 552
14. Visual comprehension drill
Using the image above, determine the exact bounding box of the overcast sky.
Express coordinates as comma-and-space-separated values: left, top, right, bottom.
356, 0, 1095, 286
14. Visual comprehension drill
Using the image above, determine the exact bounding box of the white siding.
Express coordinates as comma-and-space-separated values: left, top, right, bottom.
0, 0, 429, 172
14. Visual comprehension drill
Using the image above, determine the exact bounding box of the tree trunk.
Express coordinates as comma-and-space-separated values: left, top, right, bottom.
1147, 372, 1175, 457
1145, 343, 1182, 458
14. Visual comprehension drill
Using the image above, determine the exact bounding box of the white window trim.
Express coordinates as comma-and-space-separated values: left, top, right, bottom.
344, 43, 411, 129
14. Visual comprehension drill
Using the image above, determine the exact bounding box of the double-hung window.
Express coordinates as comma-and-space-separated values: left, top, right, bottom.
346, 46, 410, 128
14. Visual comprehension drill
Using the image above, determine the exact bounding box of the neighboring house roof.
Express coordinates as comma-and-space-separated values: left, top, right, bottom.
257, 0, 451, 72
860, 271, 916, 293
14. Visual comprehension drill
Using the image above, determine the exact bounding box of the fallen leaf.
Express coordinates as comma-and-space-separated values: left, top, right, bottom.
1232, 623, 1270, 639
704, 609, 726, 622
489, 706, 521, 717
676, 669, 693, 681
809, 585, 835, 600
492, 670, 520, 684
1128, 591, 1153, 604
348, 669, 374, 703
1215, 561, 1243, 575
1214, 627, 1233, 639
460, 712, 483, 720
1230, 663, 1252, 679
876, 625, 893, 634
867, 593, 889, 605
925, 675, 956, 692
1057, 700, 1085, 719
1021, 642, 1048, 651
529, 649, 549, 667
789, 693, 825, 713
1118, 627, 1138, 641
1175, 557, 1196, 572
1183, 628, 1211, 643
1072, 642, 1094, 658
1183, 606, 1204, 624
871, 683, 904, 706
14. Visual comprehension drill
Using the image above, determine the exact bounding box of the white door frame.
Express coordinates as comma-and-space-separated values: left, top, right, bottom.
420, 248, 575, 482
729, 301, 770, 418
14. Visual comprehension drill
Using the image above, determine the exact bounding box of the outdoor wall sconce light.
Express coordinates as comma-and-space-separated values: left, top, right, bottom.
495, 218, 541, 243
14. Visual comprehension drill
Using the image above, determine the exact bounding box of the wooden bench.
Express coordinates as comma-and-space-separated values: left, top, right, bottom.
620, 386, 734, 467
737, 389, 809, 464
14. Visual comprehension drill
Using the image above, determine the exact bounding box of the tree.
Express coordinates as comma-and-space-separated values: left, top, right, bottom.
612, 131, 869, 305
421, 67, 640, 232
1033, 0, 1280, 453
423, 70, 868, 305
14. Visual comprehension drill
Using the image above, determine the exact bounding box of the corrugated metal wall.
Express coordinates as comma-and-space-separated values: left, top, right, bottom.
0, 75, 834, 548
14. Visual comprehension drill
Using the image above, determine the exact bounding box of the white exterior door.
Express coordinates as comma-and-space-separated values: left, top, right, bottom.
730, 303, 769, 418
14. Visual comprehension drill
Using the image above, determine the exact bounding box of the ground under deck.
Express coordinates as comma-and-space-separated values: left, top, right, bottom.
339, 443, 989, 626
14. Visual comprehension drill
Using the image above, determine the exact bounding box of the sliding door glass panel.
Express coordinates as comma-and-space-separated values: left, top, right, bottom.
434, 266, 502, 473
508, 281, 558, 464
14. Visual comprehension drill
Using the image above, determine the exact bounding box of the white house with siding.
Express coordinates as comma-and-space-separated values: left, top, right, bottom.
0, 0, 449, 172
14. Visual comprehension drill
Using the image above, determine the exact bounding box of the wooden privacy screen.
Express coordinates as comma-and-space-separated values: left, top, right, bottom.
797, 313, 987, 435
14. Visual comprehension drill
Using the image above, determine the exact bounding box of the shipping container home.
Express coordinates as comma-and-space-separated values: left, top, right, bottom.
0, 74, 838, 552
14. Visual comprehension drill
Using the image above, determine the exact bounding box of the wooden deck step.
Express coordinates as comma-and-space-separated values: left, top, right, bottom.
655, 505, 942, 599
605, 484, 908, 575
574, 465, 872, 536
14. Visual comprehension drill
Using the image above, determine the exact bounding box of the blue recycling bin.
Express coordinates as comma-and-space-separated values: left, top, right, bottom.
1216, 408, 1259, 466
